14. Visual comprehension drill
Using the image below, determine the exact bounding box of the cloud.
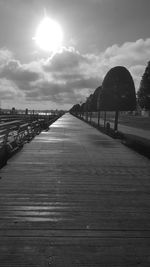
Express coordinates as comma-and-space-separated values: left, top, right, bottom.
25, 76, 99, 104
0, 48, 13, 65
0, 38, 150, 108
43, 47, 88, 72
0, 78, 23, 100
0, 59, 41, 89
100, 39, 150, 68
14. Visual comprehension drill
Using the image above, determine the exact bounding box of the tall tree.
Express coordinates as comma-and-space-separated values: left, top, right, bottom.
80, 103, 86, 118
90, 87, 101, 111
100, 66, 136, 111
100, 66, 136, 131
70, 104, 81, 115
137, 61, 150, 110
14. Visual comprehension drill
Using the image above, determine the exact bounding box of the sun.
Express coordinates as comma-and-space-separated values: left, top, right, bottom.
34, 17, 63, 52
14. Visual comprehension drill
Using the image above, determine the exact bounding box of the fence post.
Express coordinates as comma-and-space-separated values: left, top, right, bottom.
98, 110, 100, 127
104, 111, 106, 128
114, 110, 119, 131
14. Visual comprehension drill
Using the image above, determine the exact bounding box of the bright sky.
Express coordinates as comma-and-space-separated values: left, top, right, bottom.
0, 0, 150, 110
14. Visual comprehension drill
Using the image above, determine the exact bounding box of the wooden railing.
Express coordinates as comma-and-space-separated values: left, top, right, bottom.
0, 114, 60, 168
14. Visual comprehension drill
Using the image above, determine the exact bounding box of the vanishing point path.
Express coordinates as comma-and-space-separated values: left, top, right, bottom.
0, 113, 150, 266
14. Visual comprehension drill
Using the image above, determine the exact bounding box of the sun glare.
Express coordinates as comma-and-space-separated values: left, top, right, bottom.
34, 17, 63, 52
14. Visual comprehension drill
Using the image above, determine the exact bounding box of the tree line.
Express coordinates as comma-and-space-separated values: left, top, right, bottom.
70, 63, 150, 130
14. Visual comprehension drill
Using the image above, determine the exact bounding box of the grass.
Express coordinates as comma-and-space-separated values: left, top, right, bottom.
121, 133, 150, 159
87, 113, 150, 131
118, 115, 150, 131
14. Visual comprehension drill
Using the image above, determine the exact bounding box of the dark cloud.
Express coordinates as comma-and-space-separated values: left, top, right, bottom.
0, 78, 23, 100
0, 60, 40, 83
68, 77, 100, 90
52, 72, 83, 81
25, 76, 98, 105
43, 47, 88, 72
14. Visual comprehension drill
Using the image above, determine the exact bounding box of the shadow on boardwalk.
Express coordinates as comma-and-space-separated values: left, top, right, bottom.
0, 113, 150, 266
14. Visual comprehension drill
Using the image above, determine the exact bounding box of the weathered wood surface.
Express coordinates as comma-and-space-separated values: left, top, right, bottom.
0, 113, 150, 266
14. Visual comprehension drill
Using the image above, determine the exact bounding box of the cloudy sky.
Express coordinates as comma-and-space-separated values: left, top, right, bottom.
0, 0, 150, 110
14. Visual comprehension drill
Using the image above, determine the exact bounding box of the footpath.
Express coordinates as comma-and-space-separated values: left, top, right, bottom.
0, 113, 150, 266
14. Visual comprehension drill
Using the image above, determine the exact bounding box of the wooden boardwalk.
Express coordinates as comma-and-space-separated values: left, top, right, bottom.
0, 113, 150, 266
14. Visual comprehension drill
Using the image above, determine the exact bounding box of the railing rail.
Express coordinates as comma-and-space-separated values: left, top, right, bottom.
0, 114, 60, 168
